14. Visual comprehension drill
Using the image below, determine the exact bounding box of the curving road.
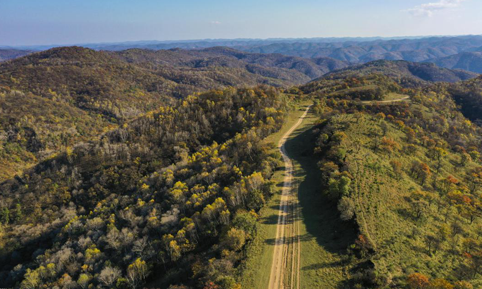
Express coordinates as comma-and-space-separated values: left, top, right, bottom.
268, 105, 311, 289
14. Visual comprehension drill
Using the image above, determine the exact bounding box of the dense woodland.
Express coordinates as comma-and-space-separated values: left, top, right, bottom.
2, 45, 482, 288
0, 46, 333, 181
5, 47, 469, 182
0, 86, 290, 288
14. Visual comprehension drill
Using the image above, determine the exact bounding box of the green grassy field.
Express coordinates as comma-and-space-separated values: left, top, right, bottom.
240, 99, 356, 289
320, 112, 482, 287
285, 108, 356, 289
326, 84, 379, 98
385, 92, 408, 101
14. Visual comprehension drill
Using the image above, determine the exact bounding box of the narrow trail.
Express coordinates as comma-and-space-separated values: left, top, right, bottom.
268, 105, 311, 289
361, 95, 409, 105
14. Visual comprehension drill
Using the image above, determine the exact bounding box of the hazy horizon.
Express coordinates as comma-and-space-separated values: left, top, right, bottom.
2, 0, 482, 46
2, 34, 481, 50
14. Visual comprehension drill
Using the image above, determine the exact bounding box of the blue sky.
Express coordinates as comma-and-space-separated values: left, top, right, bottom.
1, 0, 481, 46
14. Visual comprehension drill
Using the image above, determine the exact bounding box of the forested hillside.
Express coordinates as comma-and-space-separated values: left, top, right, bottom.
0, 86, 290, 288
447, 76, 482, 123
3, 43, 482, 289
7, 35, 482, 74
0, 47, 177, 181
113, 47, 348, 81
298, 75, 482, 288
0, 46, 339, 181
320, 60, 478, 85
429, 52, 482, 74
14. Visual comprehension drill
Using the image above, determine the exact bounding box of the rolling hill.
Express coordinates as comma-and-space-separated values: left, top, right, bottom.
1, 46, 339, 181
238, 36, 482, 63
299, 60, 478, 96
0, 47, 177, 180
429, 51, 482, 74
113, 47, 349, 82
5, 35, 482, 68
0, 87, 289, 288
322, 60, 478, 83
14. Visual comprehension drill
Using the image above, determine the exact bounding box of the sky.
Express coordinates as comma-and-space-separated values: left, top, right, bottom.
1, 0, 482, 46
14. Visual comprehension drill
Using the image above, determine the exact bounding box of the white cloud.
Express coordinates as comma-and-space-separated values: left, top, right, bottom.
406, 0, 467, 17
210, 21, 221, 25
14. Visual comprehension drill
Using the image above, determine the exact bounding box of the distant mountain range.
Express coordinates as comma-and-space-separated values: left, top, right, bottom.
3, 35, 482, 75
428, 51, 482, 74
237, 35, 482, 62
0, 49, 32, 62
0, 36, 428, 51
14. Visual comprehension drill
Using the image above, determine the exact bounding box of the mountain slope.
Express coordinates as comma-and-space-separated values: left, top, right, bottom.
0, 49, 32, 62
7, 35, 482, 66
0, 46, 345, 181
321, 60, 478, 84
299, 74, 482, 288
113, 47, 348, 81
430, 51, 482, 74
0, 87, 289, 288
299, 60, 478, 98
238, 36, 482, 63
3, 52, 482, 289
0, 46, 177, 118
447, 76, 482, 122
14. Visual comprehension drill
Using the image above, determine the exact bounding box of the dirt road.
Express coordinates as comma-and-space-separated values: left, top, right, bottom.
268, 105, 311, 289
361, 95, 410, 105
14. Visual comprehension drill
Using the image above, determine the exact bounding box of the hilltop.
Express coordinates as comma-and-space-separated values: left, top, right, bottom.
5, 35, 482, 72
0, 47, 177, 180
299, 61, 478, 100
2, 46, 473, 181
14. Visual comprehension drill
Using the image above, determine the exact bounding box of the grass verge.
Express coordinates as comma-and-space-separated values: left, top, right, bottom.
239, 99, 311, 289
240, 99, 356, 289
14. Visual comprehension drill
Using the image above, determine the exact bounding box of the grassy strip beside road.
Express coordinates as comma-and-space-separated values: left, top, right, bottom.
240, 98, 358, 289
285, 111, 356, 289
240, 99, 311, 289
